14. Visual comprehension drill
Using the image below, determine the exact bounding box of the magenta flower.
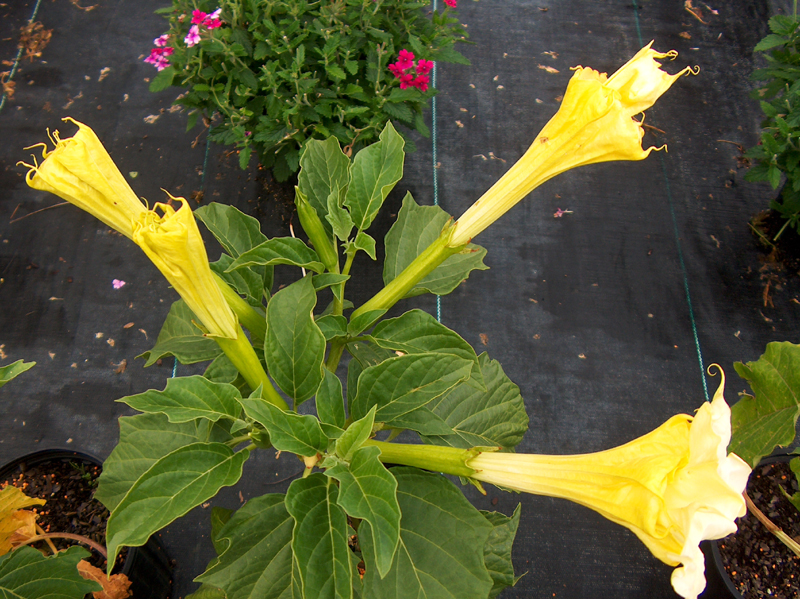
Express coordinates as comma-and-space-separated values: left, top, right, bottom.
413, 74, 430, 92
399, 73, 414, 89
396, 49, 415, 71
388, 62, 406, 77
191, 9, 207, 24
154, 34, 169, 47
444, 0, 457, 7
185, 24, 201, 47
144, 47, 173, 71
416, 59, 433, 75
112, 279, 126, 290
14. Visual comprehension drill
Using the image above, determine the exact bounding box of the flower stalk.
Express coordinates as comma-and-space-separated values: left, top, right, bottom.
364, 440, 478, 478
213, 271, 266, 346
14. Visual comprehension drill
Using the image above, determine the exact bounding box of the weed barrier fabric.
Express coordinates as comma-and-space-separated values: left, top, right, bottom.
0, 0, 798, 597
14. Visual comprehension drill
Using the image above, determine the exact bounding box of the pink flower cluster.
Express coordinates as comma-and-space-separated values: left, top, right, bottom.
388, 50, 433, 92
144, 35, 174, 71
443, 0, 457, 6
185, 8, 223, 47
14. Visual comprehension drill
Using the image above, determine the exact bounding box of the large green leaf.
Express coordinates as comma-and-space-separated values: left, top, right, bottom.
227, 238, 325, 274
317, 369, 346, 429
265, 276, 326, 404
384, 194, 488, 297
335, 406, 376, 462
106, 442, 249, 568
0, 360, 35, 388
422, 353, 529, 450
326, 446, 400, 578
298, 137, 351, 223
239, 394, 327, 457
285, 474, 352, 599
370, 310, 481, 381
117, 375, 242, 423
344, 122, 404, 232
196, 494, 294, 599
96, 413, 231, 511
360, 468, 494, 599
211, 253, 271, 309
481, 506, 522, 599
0, 546, 101, 598
349, 353, 473, 431
195, 203, 269, 258
732, 341, 800, 467
139, 299, 222, 367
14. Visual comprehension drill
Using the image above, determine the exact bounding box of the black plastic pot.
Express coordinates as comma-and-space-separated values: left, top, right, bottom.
702, 454, 797, 599
0, 449, 173, 599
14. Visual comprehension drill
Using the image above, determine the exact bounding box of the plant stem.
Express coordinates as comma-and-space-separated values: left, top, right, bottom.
35, 523, 58, 555
213, 272, 267, 345
325, 340, 346, 373
16, 533, 108, 559
744, 491, 800, 557
364, 440, 478, 477
350, 229, 462, 320
216, 325, 289, 410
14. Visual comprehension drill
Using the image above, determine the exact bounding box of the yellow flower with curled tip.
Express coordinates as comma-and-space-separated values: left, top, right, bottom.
467, 368, 750, 599
20, 118, 146, 239
132, 196, 239, 340
449, 42, 697, 246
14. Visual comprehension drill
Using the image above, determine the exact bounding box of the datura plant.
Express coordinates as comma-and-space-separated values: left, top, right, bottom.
14, 45, 750, 599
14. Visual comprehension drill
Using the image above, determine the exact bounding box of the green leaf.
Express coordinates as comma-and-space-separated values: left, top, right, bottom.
344, 122, 404, 231
360, 468, 494, 599
211, 253, 271, 309
285, 474, 352, 599
0, 546, 101, 598
353, 231, 377, 260
227, 238, 325, 274
422, 353, 528, 450
240, 146, 253, 170
117, 375, 242, 423
335, 405, 376, 462
383, 407, 453, 436
0, 359, 35, 388
211, 506, 234, 555
265, 276, 326, 404
326, 446, 400, 578
186, 584, 227, 599
204, 354, 249, 395
106, 442, 249, 568
370, 309, 480, 377
788, 457, 800, 511
96, 413, 231, 511
384, 194, 488, 297
196, 203, 269, 258
317, 369, 346, 428
481, 506, 522, 599
313, 273, 350, 292
239, 394, 327, 457
347, 340, 396, 370
755, 33, 791, 52
349, 353, 473, 430
348, 309, 387, 336
196, 494, 294, 599
327, 190, 355, 242
150, 66, 175, 92
316, 314, 348, 341
298, 137, 351, 221
139, 299, 222, 367
731, 341, 800, 467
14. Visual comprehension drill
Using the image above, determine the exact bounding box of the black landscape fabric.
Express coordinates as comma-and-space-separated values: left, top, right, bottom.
1, 1, 799, 598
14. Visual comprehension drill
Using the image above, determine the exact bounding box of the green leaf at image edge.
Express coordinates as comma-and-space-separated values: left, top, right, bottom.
0, 546, 101, 598
481, 505, 523, 599
0, 360, 35, 389
139, 299, 222, 367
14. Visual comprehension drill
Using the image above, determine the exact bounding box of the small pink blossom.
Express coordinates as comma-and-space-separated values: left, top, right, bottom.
154, 34, 169, 47
399, 73, 414, 89
416, 59, 433, 75
388, 62, 406, 77
396, 49, 415, 71
144, 47, 173, 71
444, 0, 457, 7
185, 24, 201, 47
191, 9, 208, 24
112, 279, 126, 290
412, 74, 430, 92
553, 208, 573, 218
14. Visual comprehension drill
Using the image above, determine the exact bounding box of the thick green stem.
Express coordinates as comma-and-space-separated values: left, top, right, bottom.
364, 440, 478, 478
325, 340, 346, 373
216, 325, 289, 411
213, 272, 267, 346
350, 229, 462, 321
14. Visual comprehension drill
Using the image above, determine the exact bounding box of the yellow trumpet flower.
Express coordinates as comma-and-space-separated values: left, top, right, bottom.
450, 42, 697, 246
132, 196, 239, 340
20, 118, 146, 239
467, 369, 750, 599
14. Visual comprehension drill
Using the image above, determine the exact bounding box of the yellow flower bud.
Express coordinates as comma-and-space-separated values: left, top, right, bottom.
450, 42, 697, 246
21, 118, 146, 239
467, 369, 750, 599
132, 196, 239, 340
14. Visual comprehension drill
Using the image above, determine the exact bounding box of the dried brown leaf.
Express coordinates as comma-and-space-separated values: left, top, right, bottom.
77, 560, 132, 599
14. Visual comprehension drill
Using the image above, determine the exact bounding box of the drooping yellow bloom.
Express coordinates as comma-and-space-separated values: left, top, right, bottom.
0, 486, 45, 555
467, 369, 750, 599
132, 196, 239, 340
20, 118, 146, 239
450, 42, 697, 246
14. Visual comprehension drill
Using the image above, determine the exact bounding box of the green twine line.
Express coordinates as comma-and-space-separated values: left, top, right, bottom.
631, 0, 708, 401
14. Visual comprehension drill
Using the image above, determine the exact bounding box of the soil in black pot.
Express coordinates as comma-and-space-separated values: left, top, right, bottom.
718, 460, 800, 599
0, 457, 124, 572
750, 209, 800, 274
